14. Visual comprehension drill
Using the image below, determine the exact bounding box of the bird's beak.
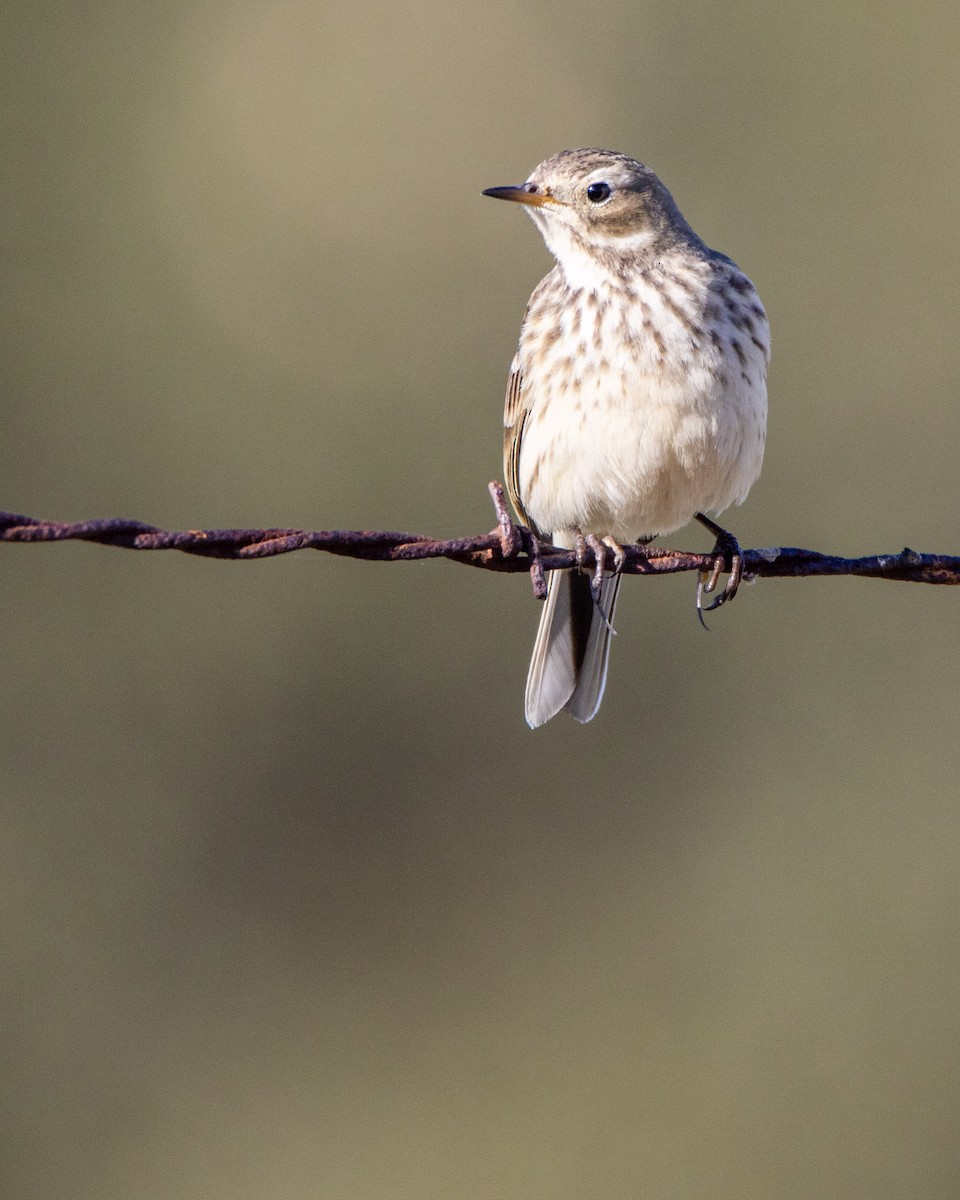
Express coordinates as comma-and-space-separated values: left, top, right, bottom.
482, 184, 562, 208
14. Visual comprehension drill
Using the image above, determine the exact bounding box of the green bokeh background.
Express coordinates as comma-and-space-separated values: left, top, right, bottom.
3, 3, 960, 1197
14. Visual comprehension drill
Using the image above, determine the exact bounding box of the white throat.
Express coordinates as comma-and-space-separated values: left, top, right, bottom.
529, 211, 658, 291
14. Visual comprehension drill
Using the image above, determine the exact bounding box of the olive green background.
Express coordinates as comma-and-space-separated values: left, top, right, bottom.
3, 3, 960, 1198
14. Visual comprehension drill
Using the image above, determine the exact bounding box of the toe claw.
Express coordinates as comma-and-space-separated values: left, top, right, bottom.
696, 572, 711, 629
602, 535, 628, 575
584, 533, 606, 601
693, 514, 744, 626
701, 556, 723, 596
700, 550, 743, 612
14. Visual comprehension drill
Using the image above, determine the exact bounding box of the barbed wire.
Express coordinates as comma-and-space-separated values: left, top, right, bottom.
3, 483, 959, 601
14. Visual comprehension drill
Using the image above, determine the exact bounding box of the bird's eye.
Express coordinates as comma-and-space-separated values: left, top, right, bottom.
586, 182, 612, 203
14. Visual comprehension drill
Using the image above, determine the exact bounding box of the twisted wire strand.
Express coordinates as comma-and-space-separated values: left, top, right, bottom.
3, 484, 959, 593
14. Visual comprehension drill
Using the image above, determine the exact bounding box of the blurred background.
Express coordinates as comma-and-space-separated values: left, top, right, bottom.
3, 2, 960, 1197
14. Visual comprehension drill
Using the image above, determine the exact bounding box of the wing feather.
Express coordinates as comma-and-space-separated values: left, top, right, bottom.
503, 352, 532, 530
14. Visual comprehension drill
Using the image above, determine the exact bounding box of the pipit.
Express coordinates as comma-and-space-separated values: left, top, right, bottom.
484, 148, 769, 728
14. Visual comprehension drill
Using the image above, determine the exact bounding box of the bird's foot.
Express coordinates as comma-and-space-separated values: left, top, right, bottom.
572, 530, 629, 582
694, 513, 743, 628
602, 535, 628, 575
573, 532, 626, 635
584, 534, 610, 600
571, 528, 609, 601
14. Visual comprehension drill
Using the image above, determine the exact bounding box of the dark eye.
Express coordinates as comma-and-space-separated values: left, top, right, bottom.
586, 182, 612, 203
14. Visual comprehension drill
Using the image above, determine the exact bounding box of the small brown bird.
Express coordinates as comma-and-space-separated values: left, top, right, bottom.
484, 149, 769, 728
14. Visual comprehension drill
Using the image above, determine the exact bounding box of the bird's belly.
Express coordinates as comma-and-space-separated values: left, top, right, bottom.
518, 369, 765, 542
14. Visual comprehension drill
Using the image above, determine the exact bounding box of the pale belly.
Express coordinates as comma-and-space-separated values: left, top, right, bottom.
517, 364, 766, 542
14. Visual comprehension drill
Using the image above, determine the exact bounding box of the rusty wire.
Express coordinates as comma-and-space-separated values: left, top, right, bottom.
3, 483, 960, 600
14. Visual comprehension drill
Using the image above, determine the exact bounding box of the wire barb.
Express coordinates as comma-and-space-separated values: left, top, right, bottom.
2, 498, 960, 586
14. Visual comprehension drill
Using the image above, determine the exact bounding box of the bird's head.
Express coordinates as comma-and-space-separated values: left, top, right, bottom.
484, 148, 698, 284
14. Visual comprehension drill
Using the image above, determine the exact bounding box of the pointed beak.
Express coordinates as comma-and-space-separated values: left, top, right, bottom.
482, 184, 562, 208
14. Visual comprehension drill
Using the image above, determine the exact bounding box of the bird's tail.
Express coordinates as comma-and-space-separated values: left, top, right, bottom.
524, 569, 620, 728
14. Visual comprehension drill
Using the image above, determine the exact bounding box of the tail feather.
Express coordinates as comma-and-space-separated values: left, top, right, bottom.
567, 572, 620, 723
524, 570, 621, 728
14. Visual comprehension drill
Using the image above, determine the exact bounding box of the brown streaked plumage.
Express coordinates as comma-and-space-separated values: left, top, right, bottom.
484, 149, 769, 728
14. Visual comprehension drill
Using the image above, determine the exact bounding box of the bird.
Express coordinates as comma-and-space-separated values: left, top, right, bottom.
483, 148, 769, 728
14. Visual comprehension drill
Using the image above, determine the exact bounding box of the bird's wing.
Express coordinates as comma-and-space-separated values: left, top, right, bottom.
503, 351, 533, 530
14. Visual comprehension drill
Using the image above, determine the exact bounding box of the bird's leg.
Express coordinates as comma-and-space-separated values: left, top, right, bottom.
694, 512, 744, 626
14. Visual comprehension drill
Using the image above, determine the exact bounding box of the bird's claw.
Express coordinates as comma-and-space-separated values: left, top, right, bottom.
583, 532, 607, 601
572, 529, 629, 601
602, 535, 628, 575
694, 515, 743, 629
